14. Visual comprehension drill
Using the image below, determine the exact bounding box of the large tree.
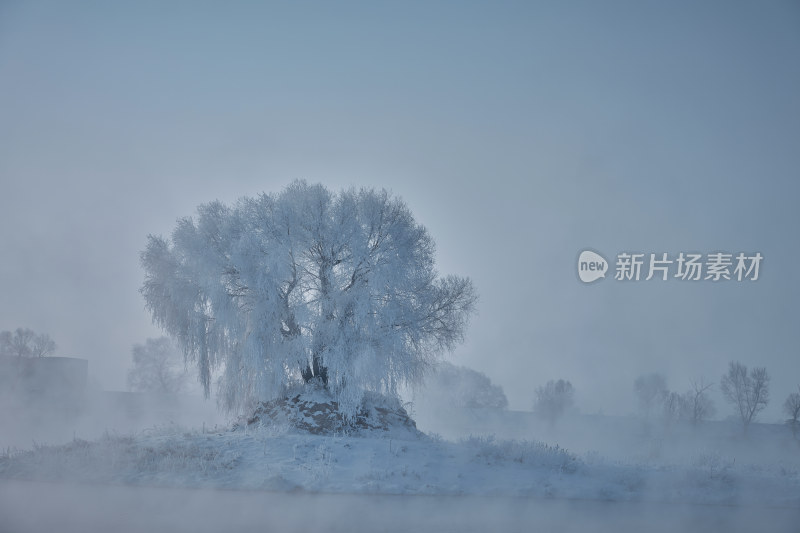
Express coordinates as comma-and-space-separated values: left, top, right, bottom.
140, 181, 477, 415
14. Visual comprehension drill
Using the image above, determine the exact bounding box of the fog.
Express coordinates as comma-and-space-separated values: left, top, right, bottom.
1, 1, 799, 531
413, 402, 800, 470
1, 0, 798, 419
0, 382, 225, 451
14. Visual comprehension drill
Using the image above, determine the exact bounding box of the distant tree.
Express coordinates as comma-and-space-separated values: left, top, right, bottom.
784, 387, 800, 440
720, 361, 770, 434
140, 182, 477, 415
534, 379, 575, 427
0, 328, 33, 357
680, 379, 716, 426
30, 334, 57, 358
660, 390, 683, 428
419, 362, 508, 410
634, 373, 667, 418
0, 328, 56, 358
0, 330, 13, 356
127, 337, 191, 394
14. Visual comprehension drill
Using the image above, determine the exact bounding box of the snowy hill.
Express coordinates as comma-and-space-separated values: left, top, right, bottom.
2, 400, 799, 509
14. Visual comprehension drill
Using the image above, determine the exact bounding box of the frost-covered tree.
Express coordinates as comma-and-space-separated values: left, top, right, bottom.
784, 387, 800, 439
140, 182, 477, 415
720, 361, 769, 434
417, 362, 508, 410
534, 379, 575, 427
0, 328, 56, 358
127, 337, 191, 394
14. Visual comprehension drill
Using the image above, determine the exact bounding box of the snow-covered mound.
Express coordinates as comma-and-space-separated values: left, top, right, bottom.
2, 421, 800, 507
241, 388, 421, 439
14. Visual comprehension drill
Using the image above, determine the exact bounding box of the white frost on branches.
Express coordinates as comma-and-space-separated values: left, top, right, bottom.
140, 181, 477, 416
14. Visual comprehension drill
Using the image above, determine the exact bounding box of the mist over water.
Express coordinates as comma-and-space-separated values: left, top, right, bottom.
2, 480, 798, 533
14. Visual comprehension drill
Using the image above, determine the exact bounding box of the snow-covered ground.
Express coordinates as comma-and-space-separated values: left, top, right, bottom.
2, 422, 799, 508
2, 406, 800, 506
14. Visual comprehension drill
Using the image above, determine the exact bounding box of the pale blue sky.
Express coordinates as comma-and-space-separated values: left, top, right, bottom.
1, 1, 798, 418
